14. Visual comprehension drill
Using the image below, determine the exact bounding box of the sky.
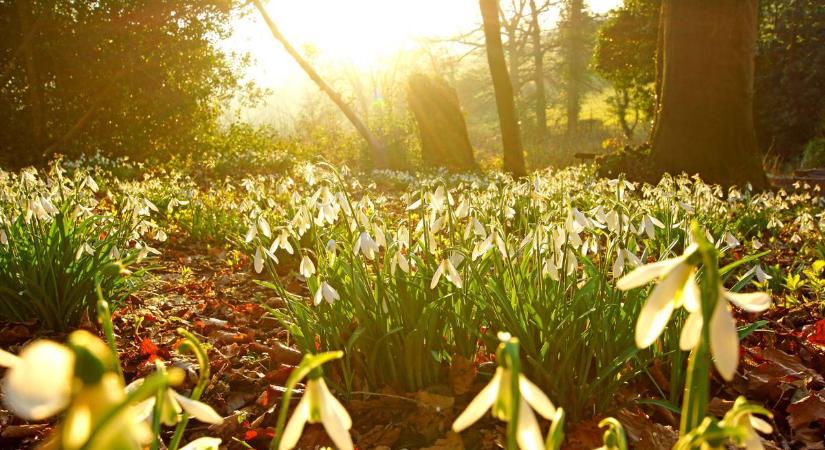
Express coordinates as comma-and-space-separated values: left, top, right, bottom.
221, 0, 623, 123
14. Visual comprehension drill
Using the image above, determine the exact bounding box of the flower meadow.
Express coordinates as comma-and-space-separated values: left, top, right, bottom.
1, 158, 824, 449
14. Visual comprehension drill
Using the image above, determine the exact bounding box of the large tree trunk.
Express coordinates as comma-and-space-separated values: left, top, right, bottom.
650, 0, 768, 189
407, 74, 476, 171
252, 0, 386, 169
480, 0, 527, 177
564, 0, 585, 137
529, 0, 547, 143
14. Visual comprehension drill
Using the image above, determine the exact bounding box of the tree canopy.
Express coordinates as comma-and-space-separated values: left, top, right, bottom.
0, 0, 243, 167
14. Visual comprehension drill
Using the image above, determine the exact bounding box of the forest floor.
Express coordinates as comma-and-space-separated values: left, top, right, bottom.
2, 239, 825, 450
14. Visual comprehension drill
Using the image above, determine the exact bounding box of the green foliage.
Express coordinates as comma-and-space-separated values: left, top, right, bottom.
800, 137, 825, 169
247, 163, 793, 421
593, 0, 659, 136
0, 0, 246, 167
0, 165, 155, 330
755, 0, 825, 161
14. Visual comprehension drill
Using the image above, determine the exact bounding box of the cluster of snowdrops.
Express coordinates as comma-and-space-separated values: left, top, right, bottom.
2, 159, 824, 449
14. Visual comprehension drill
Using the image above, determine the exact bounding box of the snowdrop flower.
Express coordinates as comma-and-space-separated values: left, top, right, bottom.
0, 340, 74, 420
75, 242, 95, 261
314, 282, 340, 305
638, 215, 665, 239
274, 231, 294, 254
166, 198, 189, 212
679, 288, 771, 381
62, 372, 152, 450
612, 248, 642, 279
258, 215, 272, 239
254, 247, 265, 273
452, 338, 556, 450
128, 378, 223, 426
742, 265, 772, 283
84, 175, 99, 193
431, 257, 462, 289
722, 231, 740, 249
617, 244, 699, 348
727, 402, 774, 450
390, 251, 410, 276
354, 231, 379, 260
299, 255, 316, 278
279, 377, 353, 450
245, 222, 258, 243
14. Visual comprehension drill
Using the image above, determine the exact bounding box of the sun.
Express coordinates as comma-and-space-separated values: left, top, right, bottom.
226, 0, 623, 87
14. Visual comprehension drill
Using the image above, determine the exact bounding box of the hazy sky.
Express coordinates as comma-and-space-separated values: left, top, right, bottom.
221, 0, 623, 123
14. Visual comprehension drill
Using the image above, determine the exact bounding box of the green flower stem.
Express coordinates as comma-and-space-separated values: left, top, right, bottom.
681, 224, 719, 434
168, 329, 211, 450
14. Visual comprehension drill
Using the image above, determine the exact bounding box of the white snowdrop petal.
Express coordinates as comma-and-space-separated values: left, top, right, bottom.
515, 398, 544, 450
617, 257, 683, 290
710, 300, 740, 381
518, 375, 555, 419
679, 310, 703, 351
452, 369, 502, 432
279, 395, 310, 450
173, 392, 224, 424
723, 290, 771, 313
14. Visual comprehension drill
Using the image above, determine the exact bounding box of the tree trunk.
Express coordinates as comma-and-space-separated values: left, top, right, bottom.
650, 0, 768, 189
252, 0, 386, 169
564, 0, 585, 137
407, 74, 476, 171
615, 88, 635, 140
480, 0, 527, 177
529, 0, 547, 143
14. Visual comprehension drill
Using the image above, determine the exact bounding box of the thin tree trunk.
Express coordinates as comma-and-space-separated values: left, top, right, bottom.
480, 0, 527, 177
564, 0, 584, 137
529, 0, 547, 143
650, 0, 768, 189
251, 0, 386, 168
616, 88, 634, 140
649, 0, 666, 140
17, 0, 45, 149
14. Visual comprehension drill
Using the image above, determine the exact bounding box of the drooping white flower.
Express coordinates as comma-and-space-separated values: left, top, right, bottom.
254, 247, 265, 273
84, 175, 99, 193
279, 378, 353, 450
452, 365, 556, 450
638, 215, 665, 239
431, 257, 462, 289
0, 340, 74, 420
617, 244, 699, 348
314, 282, 340, 306
299, 255, 316, 278
742, 265, 772, 284
128, 378, 223, 426
353, 231, 379, 260
258, 215, 272, 239
390, 251, 410, 276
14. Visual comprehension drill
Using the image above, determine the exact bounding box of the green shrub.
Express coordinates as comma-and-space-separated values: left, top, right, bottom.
0, 165, 156, 330
800, 137, 825, 169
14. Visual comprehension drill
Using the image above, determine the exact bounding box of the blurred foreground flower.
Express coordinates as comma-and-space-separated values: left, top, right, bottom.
0, 340, 74, 420
280, 377, 353, 450
452, 333, 557, 450
617, 244, 699, 348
